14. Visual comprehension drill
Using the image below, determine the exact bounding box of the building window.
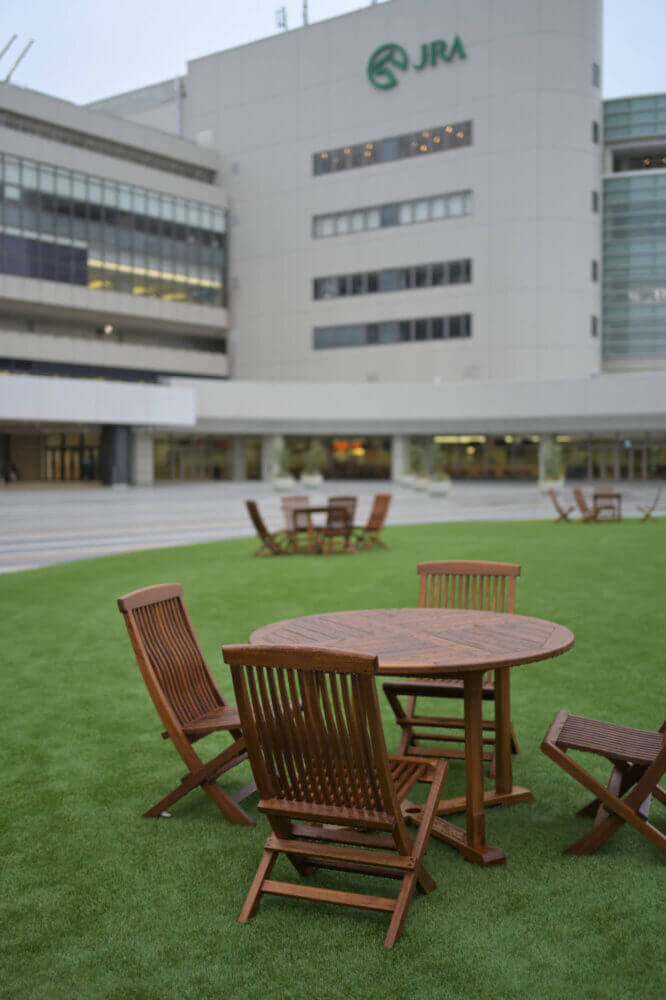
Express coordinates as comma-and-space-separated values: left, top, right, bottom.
592, 62, 600, 87
313, 314, 472, 349
313, 191, 472, 239
591, 316, 598, 338
0, 153, 226, 306
313, 259, 472, 300
591, 260, 599, 282
592, 121, 599, 144
313, 121, 472, 175
592, 190, 599, 212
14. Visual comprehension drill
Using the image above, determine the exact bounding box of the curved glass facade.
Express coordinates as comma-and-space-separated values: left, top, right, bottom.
604, 95, 666, 141
603, 173, 666, 358
0, 154, 226, 306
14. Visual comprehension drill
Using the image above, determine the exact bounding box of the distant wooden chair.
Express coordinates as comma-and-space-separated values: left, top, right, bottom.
246, 500, 290, 555
638, 487, 662, 522
573, 488, 598, 522
319, 495, 357, 554
549, 489, 574, 522
541, 711, 666, 856
281, 495, 310, 551
118, 584, 255, 823
353, 493, 391, 550
383, 561, 521, 771
223, 644, 448, 948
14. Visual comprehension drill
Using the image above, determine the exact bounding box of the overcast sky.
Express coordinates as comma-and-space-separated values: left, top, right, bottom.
2, 0, 664, 105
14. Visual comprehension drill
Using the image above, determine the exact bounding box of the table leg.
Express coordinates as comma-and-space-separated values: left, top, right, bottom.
434, 667, 533, 819
494, 667, 513, 796
417, 671, 506, 866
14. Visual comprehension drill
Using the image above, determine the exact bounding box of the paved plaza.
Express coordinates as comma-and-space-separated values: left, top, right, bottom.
0, 479, 661, 574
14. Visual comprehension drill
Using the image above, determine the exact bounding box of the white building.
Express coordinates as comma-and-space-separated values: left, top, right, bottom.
1, 0, 665, 485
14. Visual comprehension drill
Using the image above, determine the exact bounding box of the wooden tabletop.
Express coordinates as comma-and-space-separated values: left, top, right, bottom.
250, 608, 575, 676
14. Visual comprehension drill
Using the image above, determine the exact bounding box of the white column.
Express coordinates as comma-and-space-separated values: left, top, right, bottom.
538, 434, 555, 482
231, 437, 246, 481
390, 435, 409, 481
130, 429, 154, 486
261, 434, 283, 482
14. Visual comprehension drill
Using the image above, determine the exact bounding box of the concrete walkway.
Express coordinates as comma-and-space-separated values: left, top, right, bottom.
0, 479, 661, 574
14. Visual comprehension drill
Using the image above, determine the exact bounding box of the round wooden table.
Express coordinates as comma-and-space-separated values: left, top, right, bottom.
251, 608, 574, 866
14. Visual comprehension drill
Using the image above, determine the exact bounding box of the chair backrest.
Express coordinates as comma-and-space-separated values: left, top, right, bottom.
417, 560, 520, 613
223, 644, 404, 826
327, 495, 357, 530
246, 499, 270, 539
573, 488, 592, 516
366, 493, 391, 532
118, 584, 224, 735
281, 495, 309, 532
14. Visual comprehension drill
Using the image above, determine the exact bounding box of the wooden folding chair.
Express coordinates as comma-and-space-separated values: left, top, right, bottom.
246, 500, 291, 555
223, 644, 448, 947
573, 488, 598, 523
383, 561, 521, 772
638, 487, 662, 522
541, 711, 666, 856
549, 489, 573, 522
319, 496, 357, 554
118, 584, 255, 824
281, 495, 310, 552
353, 493, 391, 550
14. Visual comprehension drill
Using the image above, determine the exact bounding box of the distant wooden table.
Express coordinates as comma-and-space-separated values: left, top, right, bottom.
251, 608, 574, 866
290, 506, 353, 554
593, 490, 622, 520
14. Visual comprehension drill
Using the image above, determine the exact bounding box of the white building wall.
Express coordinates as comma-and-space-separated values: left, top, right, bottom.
0, 373, 196, 427
182, 0, 602, 384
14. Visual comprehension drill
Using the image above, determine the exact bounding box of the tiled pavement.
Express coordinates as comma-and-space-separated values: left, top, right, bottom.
0, 479, 661, 574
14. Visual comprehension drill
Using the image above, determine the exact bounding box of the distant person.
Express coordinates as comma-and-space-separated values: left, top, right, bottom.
6, 462, 18, 482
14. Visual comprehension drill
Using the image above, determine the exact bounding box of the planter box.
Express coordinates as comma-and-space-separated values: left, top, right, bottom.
300, 473, 323, 488
272, 475, 296, 492
538, 478, 565, 494
429, 480, 451, 496
412, 477, 430, 491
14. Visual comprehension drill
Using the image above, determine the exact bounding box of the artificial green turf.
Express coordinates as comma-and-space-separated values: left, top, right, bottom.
1, 519, 664, 1000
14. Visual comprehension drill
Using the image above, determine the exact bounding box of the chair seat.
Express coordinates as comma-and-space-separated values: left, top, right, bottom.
183, 705, 242, 735
383, 677, 496, 700
557, 715, 664, 766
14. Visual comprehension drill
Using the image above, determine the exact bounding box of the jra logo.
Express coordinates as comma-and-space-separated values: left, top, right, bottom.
367, 37, 466, 90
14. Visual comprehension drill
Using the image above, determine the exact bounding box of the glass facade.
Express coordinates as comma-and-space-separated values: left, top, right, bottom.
313, 191, 472, 239
603, 173, 666, 358
0, 154, 226, 306
313, 121, 472, 175
313, 259, 471, 299
314, 314, 472, 350
604, 95, 666, 141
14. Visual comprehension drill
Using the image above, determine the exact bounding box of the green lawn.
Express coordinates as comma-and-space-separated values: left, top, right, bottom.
1, 519, 664, 1000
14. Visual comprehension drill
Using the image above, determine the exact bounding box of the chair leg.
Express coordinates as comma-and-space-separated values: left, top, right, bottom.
384, 872, 417, 948
239, 849, 278, 922
203, 781, 254, 825
144, 739, 255, 824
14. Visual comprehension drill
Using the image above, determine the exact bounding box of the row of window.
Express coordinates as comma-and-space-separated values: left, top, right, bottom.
313, 260, 472, 300
603, 173, 666, 358
313, 314, 472, 350
0, 154, 225, 305
313, 121, 472, 175
0, 108, 215, 184
0, 154, 225, 229
313, 191, 472, 239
